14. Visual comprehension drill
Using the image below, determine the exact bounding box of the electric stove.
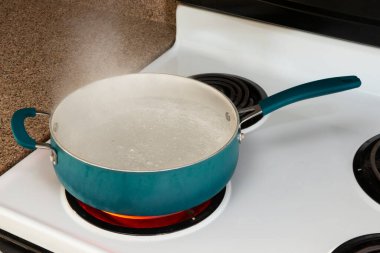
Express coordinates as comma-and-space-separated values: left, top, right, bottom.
1, 4, 380, 253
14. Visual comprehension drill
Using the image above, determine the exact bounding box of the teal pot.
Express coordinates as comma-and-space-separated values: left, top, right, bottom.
11, 74, 360, 216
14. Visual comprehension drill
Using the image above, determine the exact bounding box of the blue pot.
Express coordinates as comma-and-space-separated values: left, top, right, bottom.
11, 74, 360, 216
50, 131, 239, 215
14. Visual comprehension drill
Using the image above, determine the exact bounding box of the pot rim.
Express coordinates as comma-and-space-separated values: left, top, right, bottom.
49, 73, 241, 173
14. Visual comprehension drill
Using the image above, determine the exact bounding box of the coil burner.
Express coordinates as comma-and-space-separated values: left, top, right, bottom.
191, 73, 267, 130
65, 188, 226, 236
353, 134, 380, 204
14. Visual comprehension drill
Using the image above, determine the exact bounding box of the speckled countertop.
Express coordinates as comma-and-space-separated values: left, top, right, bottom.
0, 0, 176, 174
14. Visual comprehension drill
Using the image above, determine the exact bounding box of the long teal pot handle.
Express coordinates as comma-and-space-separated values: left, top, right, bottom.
259, 76, 361, 116
11, 107, 57, 164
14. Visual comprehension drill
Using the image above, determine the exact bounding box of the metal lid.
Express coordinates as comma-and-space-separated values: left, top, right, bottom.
50, 74, 239, 172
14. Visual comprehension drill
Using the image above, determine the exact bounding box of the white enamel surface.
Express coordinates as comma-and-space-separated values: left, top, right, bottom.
2, 4, 380, 253
51, 74, 238, 171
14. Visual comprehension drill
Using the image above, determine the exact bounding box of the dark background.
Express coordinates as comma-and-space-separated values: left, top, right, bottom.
180, 0, 380, 47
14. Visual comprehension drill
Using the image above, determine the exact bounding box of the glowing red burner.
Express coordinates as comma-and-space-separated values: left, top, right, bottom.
66, 188, 226, 235
77, 200, 211, 229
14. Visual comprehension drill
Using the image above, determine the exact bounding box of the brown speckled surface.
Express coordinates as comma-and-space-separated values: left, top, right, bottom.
64, 0, 177, 25
0, 0, 176, 174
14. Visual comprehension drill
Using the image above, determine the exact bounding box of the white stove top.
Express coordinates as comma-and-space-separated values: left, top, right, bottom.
2, 4, 380, 253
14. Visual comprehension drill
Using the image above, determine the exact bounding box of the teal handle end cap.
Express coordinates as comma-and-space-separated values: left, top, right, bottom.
11, 108, 37, 150
340, 75, 361, 88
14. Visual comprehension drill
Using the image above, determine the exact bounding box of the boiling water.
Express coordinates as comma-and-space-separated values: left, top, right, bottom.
54, 98, 236, 171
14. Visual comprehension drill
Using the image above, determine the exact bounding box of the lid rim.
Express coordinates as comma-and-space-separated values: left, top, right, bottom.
49, 73, 240, 172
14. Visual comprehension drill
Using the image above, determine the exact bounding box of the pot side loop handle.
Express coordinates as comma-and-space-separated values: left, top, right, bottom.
239, 76, 361, 127
11, 107, 57, 165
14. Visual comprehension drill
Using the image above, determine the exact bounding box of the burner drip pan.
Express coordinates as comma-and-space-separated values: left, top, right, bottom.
353, 134, 380, 204
332, 234, 380, 253
65, 188, 226, 235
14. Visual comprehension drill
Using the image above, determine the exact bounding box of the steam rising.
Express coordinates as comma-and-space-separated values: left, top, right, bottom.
52, 9, 145, 108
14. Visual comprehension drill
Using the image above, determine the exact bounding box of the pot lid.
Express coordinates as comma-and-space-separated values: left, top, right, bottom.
51, 74, 239, 172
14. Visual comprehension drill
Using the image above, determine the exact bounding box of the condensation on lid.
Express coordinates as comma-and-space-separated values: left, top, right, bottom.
50, 74, 239, 171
